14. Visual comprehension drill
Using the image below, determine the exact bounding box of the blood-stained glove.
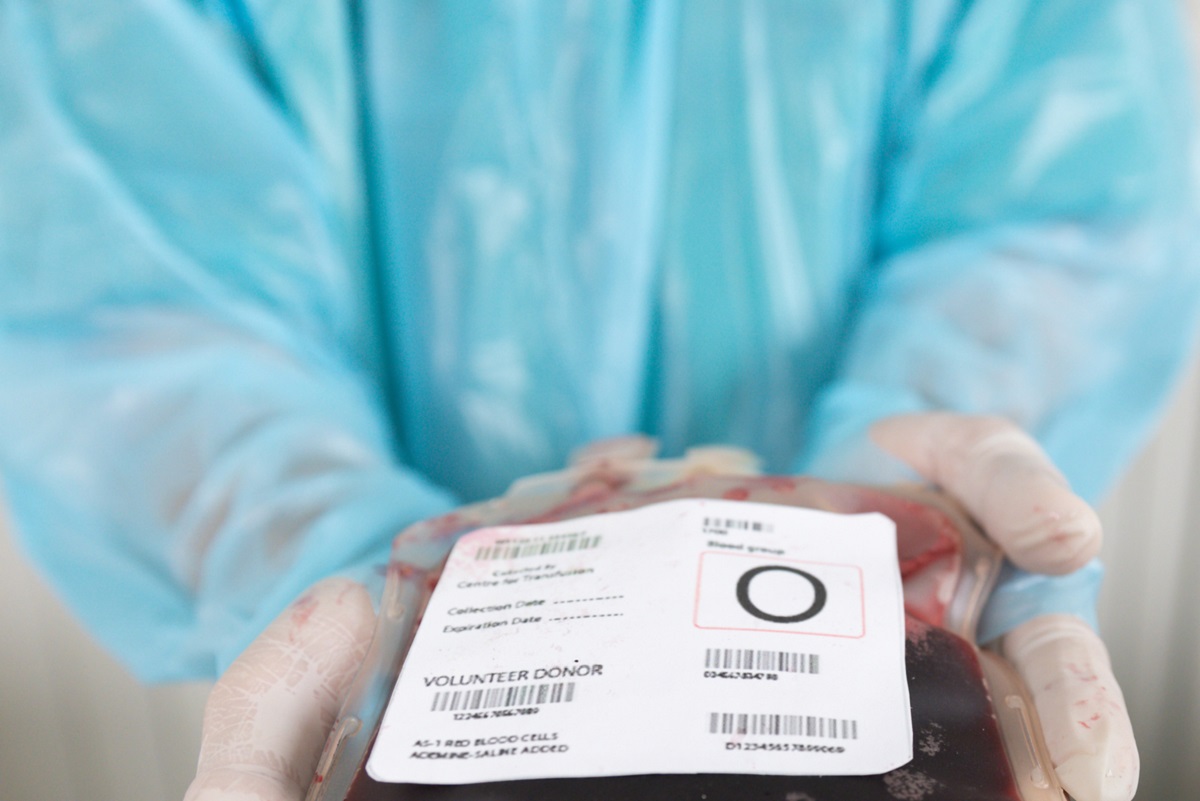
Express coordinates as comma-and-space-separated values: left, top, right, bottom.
183, 578, 375, 801
185, 414, 1137, 801
872, 413, 1137, 801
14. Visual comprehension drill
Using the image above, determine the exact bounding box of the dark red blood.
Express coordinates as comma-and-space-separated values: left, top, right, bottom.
389, 562, 422, 581
765, 477, 797, 493
289, 594, 318, 628
897, 541, 957, 578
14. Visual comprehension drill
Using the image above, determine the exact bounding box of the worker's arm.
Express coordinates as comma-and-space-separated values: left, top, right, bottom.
793, 0, 1197, 719
798, 0, 1200, 503
785, 4, 1197, 798
0, 0, 455, 681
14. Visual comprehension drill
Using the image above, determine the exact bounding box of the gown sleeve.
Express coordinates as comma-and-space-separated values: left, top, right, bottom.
792, 0, 1200, 642
0, 0, 455, 680
798, 0, 1200, 505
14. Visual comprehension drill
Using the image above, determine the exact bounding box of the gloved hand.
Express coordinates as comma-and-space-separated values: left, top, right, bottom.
184, 414, 1137, 801
872, 413, 1137, 801
183, 577, 375, 801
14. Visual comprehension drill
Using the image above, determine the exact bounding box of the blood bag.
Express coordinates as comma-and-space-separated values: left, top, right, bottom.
305, 440, 1065, 801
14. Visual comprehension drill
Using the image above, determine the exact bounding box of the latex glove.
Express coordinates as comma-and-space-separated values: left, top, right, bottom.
183, 578, 375, 801
872, 413, 1138, 801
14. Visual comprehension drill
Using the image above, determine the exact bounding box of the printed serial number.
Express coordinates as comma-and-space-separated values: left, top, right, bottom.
452, 708, 541, 721
703, 670, 780, 681
724, 742, 847, 754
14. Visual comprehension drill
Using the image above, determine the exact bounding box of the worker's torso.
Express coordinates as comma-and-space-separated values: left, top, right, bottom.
262, 1, 900, 499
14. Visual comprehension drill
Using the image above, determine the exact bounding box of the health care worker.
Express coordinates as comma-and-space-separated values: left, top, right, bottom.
1, 2, 1196, 800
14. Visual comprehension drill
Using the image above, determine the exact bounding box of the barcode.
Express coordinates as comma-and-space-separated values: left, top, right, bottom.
475, 534, 601, 561
431, 682, 577, 711
704, 648, 819, 674
708, 712, 858, 740
703, 517, 773, 533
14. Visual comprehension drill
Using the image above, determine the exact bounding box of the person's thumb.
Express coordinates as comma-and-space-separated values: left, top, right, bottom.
871, 413, 1102, 574
1002, 614, 1139, 801
184, 578, 375, 801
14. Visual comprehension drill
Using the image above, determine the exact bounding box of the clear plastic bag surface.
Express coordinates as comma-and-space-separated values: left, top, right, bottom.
306, 441, 1065, 801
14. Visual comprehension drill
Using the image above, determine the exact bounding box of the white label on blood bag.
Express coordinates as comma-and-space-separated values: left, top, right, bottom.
367, 499, 912, 784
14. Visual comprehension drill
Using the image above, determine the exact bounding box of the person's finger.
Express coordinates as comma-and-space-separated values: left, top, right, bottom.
871, 413, 1101, 574
1001, 614, 1139, 801
184, 578, 375, 801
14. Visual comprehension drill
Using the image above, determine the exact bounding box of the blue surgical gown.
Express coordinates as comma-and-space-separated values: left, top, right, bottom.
1, 0, 1197, 681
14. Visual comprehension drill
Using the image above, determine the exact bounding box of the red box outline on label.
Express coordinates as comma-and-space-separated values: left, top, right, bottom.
692, 551, 867, 638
